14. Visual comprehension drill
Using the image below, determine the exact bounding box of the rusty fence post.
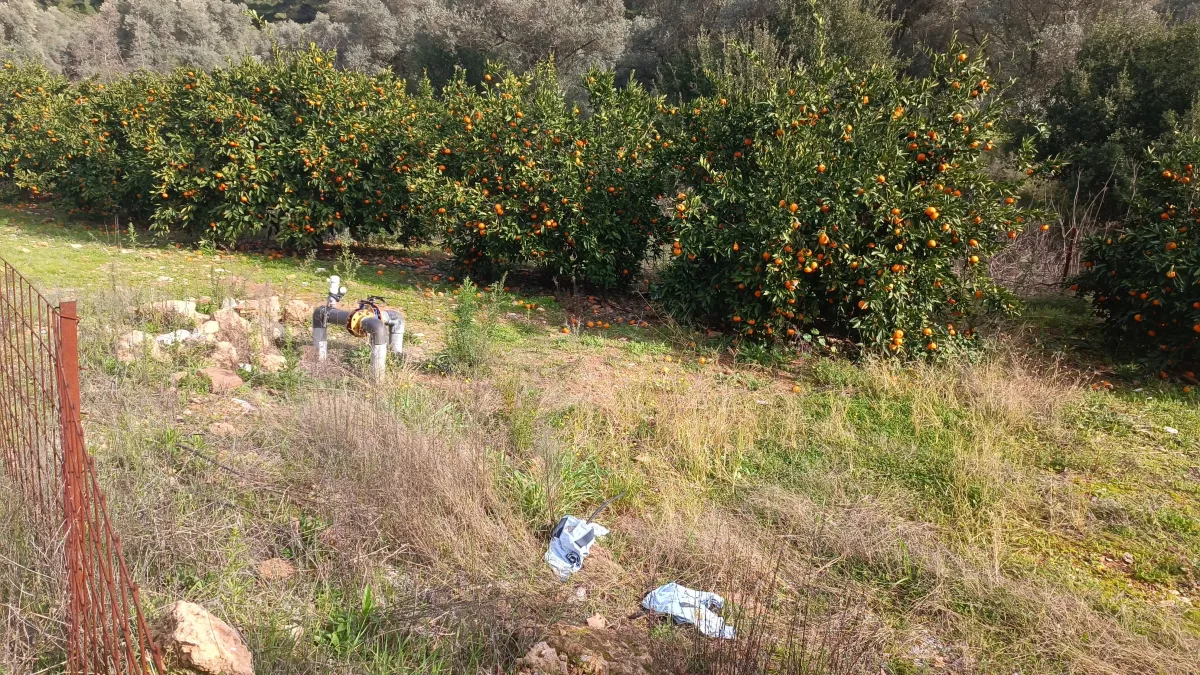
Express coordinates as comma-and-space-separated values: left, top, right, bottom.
57, 300, 89, 672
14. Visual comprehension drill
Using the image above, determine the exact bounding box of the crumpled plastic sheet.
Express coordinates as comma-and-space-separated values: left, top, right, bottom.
545, 515, 609, 581
642, 582, 735, 639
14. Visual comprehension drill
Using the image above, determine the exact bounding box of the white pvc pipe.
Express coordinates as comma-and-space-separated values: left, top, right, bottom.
370, 344, 387, 382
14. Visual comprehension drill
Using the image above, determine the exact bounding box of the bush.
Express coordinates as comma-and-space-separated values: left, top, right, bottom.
439, 277, 502, 373
653, 43, 1050, 354
1073, 136, 1200, 369
0, 60, 79, 198
1041, 21, 1200, 218
409, 62, 671, 289
3, 48, 434, 248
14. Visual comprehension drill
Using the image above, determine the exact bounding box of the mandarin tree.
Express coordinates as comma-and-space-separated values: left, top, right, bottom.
0, 60, 81, 199
410, 61, 669, 288
140, 48, 429, 247
1073, 136, 1200, 368
653, 44, 1051, 354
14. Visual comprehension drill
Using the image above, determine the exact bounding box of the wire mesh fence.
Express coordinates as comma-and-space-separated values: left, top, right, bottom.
0, 257, 164, 674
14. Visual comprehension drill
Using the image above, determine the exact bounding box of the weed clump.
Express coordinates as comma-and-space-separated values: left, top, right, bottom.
438, 277, 503, 374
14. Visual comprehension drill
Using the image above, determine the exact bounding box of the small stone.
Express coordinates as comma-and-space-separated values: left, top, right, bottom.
258, 353, 287, 373
1164, 426, 1179, 435
1122, 552, 1134, 565
516, 641, 568, 675
155, 329, 192, 346
170, 371, 189, 387
153, 601, 254, 675
208, 422, 239, 437
213, 308, 250, 340
257, 558, 296, 582
230, 397, 255, 413
198, 367, 243, 394
117, 330, 162, 363
200, 320, 221, 335
236, 296, 282, 323
71, 244, 82, 249
570, 587, 587, 604
586, 613, 607, 630
144, 300, 198, 318
212, 341, 239, 369
283, 299, 313, 324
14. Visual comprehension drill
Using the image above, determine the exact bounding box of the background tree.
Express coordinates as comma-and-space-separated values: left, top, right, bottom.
1040, 19, 1200, 216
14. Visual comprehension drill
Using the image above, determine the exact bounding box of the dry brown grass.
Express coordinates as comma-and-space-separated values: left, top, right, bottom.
275, 390, 540, 579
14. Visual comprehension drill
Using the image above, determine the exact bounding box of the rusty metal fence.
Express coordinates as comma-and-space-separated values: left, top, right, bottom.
0, 257, 164, 674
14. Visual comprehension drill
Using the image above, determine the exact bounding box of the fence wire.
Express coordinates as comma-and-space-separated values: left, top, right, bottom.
0, 257, 164, 674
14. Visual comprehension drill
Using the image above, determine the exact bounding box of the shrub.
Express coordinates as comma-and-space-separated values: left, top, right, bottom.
131, 48, 431, 247
653, 44, 1050, 354
439, 277, 501, 373
3, 48, 434, 248
57, 73, 168, 220
410, 62, 671, 289
1041, 21, 1200, 218
0, 60, 80, 198
1073, 136, 1200, 369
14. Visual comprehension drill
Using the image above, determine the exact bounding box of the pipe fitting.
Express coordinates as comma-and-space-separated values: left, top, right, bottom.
312, 305, 406, 382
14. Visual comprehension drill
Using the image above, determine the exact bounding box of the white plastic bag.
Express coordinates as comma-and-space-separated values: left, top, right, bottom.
642, 582, 735, 639
545, 515, 609, 581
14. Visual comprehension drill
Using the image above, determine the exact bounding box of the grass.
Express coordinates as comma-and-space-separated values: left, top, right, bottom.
1, 201, 1199, 673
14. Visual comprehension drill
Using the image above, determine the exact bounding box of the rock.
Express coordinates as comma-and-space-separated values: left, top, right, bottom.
117, 331, 162, 363
154, 601, 254, 675
155, 329, 192, 346
257, 558, 296, 582
212, 342, 239, 370
200, 320, 221, 336
208, 422, 239, 437
142, 300, 198, 319
213, 308, 250, 341
230, 398, 256, 413
258, 353, 287, 374
198, 367, 243, 394
236, 296, 281, 323
283, 299, 312, 324
586, 614, 607, 630
532, 625, 653, 675
515, 641, 569, 675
